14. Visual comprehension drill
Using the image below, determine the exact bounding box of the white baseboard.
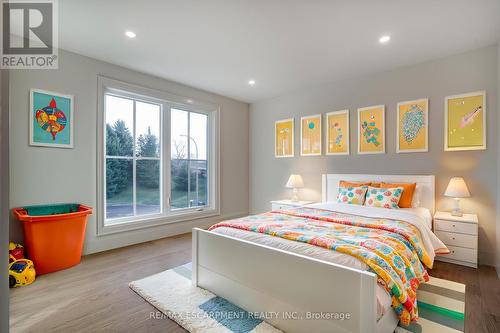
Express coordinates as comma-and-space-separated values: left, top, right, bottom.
83, 211, 248, 255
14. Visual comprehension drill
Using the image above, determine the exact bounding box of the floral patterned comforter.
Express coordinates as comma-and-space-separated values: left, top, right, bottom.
208, 207, 435, 326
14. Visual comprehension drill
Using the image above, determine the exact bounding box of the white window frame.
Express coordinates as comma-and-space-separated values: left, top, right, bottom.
97, 76, 220, 235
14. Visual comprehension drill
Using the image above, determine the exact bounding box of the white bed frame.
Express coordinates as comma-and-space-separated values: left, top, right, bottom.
192, 174, 435, 333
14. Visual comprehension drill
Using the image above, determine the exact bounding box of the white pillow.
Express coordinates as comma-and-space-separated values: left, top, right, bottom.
411, 185, 421, 208
336, 186, 369, 205
364, 186, 404, 209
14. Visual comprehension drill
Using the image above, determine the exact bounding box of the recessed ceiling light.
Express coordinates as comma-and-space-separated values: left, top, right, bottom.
186, 99, 193, 104
125, 31, 136, 38
248, 79, 256, 86
379, 35, 391, 44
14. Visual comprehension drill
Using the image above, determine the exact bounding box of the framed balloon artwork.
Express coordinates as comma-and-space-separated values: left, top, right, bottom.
444, 91, 486, 151
300, 114, 322, 156
30, 89, 74, 148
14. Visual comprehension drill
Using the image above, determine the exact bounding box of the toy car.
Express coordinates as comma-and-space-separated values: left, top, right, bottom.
9, 242, 24, 263
9, 259, 36, 288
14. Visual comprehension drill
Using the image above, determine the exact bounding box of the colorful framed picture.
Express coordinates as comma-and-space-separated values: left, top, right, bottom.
326, 110, 349, 155
275, 118, 294, 157
30, 89, 74, 148
445, 91, 486, 151
300, 114, 322, 156
357, 105, 385, 154
397, 98, 428, 153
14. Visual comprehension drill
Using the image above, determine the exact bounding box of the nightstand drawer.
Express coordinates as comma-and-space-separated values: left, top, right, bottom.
271, 200, 314, 211
435, 231, 477, 249
434, 219, 478, 235
437, 245, 477, 264
272, 204, 292, 211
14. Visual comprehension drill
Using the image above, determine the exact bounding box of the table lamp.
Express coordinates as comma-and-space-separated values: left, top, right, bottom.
444, 177, 470, 217
286, 174, 304, 202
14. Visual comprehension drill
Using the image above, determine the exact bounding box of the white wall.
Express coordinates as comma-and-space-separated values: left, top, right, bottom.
0, 69, 9, 333
9, 50, 249, 254
250, 45, 498, 266
497, 42, 500, 276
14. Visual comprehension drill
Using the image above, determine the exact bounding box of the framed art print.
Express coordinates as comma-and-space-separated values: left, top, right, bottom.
445, 91, 486, 151
397, 98, 428, 153
357, 105, 385, 154
326, 110, 349, 155
300, 114, 321, 156
30, 89, 74, 148
275, 118, 294, 157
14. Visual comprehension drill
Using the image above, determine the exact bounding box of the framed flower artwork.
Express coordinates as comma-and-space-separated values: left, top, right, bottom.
397, 98, 428, 153
326, 110, 349, 155
357, 105, 385, 154
275, 118, 294, 157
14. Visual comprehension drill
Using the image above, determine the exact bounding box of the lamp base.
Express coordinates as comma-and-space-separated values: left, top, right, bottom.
290, 188, 299, 202
451, 198, 463, 217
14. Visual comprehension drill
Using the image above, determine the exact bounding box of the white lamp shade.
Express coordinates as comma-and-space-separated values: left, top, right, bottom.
444, 177, 470, 198
286, 174, 304, 188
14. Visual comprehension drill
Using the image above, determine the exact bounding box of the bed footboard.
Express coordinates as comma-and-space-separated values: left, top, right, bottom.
192, 228, 382, 333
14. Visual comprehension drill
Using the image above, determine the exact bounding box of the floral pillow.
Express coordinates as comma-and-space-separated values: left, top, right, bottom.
364, 186, 404, 209
336, 186, 368, 205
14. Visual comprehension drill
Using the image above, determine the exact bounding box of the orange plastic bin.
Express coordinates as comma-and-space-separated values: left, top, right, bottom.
13, 204, 93, 275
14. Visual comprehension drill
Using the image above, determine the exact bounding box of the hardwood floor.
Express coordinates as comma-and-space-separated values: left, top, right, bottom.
429, 261, 500, 333
10, 232, 500, 333
10, 233, 192, 333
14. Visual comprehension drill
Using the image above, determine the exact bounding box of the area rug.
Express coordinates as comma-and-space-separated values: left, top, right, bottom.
130, 263, 465, 333
129, 263, 282, 333
396, 276, 465, 333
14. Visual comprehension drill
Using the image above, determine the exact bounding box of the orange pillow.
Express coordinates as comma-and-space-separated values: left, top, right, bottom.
339, 181, 372, 188
370, 182, 381, 188
380, 182, 416, 208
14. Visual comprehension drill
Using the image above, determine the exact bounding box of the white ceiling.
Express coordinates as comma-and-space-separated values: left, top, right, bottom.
60, 0, 500, 103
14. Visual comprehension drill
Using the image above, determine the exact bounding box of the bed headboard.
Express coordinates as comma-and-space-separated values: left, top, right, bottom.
321, 174, 435, 213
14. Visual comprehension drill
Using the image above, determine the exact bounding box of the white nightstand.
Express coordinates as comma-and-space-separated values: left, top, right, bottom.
434, 211, 478, 268
271, 200, 315, 211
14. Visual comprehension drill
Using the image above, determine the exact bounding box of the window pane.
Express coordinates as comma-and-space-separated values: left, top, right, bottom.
106, 158, 133, 219
171, 159, 188, 209
171, 109, 189, 209
189, 160, 207, 207
171, 109, 188, 159
105, 95, 134, 156
136, 101, 161, 158
137, 159, 161, 215
189, 112, 208, 160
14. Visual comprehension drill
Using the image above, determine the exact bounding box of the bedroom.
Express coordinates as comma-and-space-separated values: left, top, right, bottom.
0, 1, 499, 333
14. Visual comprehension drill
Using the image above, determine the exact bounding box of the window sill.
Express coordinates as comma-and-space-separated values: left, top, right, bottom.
97, 208, 220, 236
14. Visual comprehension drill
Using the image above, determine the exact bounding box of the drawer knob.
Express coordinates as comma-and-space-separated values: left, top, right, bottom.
452, 237, 455, 240
452, 224, 456, 227
451, 250, 455, 254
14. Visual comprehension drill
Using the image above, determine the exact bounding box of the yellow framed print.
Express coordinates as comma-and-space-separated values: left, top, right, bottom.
397, 98, 428, 153
357, 105, 385, 154
326, 110, 349, 155
275, 118, 294, 157
300, 114, 321, 156
445, 91, 486, 151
